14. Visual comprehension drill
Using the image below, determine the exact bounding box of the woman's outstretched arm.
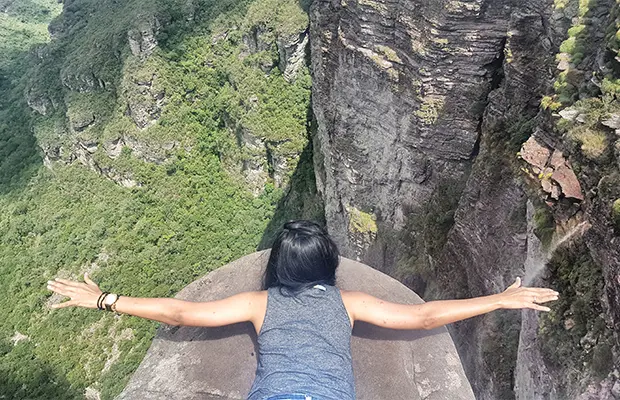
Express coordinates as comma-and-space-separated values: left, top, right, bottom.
341, 277, 559, 330
46, 274, 266, 328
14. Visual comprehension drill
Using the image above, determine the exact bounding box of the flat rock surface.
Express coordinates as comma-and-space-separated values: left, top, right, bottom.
117, 251, 475, 400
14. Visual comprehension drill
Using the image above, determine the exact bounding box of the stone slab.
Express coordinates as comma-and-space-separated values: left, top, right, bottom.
117, 251, 475, 400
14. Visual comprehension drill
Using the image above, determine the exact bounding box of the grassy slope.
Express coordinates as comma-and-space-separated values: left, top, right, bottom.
0, 0, 322, 398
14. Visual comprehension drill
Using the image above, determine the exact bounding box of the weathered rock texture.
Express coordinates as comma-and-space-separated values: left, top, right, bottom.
117, 251, 475, 400
310, 0, 512, 263
309, 0, 620, 398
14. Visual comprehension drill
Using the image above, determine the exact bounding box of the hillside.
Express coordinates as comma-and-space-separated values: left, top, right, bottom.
0, 0, 322, 398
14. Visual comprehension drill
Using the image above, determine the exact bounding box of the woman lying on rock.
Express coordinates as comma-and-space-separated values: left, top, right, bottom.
47, 220, 558, 400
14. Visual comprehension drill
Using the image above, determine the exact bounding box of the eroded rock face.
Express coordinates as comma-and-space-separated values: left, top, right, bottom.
128, 18, 160, 60
310, 0, 620, 398
116, 251, 475, 400
309, 0, 512, 264
308, 1, 546, 398
277, 31, 309, 82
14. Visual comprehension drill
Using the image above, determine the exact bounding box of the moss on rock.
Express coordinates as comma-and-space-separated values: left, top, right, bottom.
348, 206, 378, 234
612, 199, 620, 229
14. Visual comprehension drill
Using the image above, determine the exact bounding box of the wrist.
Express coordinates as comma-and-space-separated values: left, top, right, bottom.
97, 292, 109, 310
489, 293, 505, 310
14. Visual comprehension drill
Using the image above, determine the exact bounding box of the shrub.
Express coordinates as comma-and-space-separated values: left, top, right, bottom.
569, 127, 607, 159
533, 206, 555, 247
560, 36, 577, 54
348, 207, 378, 234
415, 97, 444, 125
613, 199, 620, 229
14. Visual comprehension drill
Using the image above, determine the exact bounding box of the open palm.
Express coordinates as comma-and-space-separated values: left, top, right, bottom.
47, 273, 103, 309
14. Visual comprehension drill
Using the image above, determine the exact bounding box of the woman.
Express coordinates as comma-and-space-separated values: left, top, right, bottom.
47, 220, 558, 400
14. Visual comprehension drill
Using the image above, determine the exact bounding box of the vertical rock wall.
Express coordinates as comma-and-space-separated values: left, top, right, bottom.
310, 0, 620, 398
310, 0, 512, 266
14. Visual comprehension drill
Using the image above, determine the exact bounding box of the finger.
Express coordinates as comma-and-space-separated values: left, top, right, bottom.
54, 278, 83, 288
534, 294, 559, 303
508, 277, 521, 289
84, 272, 97, 286
527, 303, 551, 312
51, 300, 77, 309
524, 288, 558, 298
47, 282, 75, 297
527, 287, 558, 295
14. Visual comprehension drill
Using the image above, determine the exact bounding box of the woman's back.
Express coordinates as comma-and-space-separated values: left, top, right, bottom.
247, 285, 355, 400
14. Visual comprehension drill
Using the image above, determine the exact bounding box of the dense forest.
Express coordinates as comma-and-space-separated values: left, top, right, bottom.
0, 0, 321, 398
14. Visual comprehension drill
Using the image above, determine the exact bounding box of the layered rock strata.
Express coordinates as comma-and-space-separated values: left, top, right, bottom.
309, 0, 620, 398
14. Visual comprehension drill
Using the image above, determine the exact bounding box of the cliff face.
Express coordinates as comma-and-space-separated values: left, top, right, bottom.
310, 0, 511, 266
310, 0, 620, 398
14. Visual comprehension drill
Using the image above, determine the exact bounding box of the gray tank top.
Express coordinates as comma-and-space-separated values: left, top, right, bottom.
247, 284, 355, 400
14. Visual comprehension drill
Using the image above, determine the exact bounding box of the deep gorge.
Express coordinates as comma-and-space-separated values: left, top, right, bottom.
0, 0, 619, 399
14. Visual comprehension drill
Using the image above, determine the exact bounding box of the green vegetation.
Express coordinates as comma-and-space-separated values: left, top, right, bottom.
533, 205, 556, 248
480, 310, 522, 400
541, 95, 562, 111
0, 0, 62, 72
396, 179, 464, 296
415, 97, 444, 125
0, 0, 320, 398
570, 128, 607, 159
556, 96, 618, 161
601, 77, 620, 97
544, 0, 596, 107
0, 0, 61, 188
375, 45, 402, 63
538, 241, 614, 394
347, 206, 378, 234
613, 199, 620, 229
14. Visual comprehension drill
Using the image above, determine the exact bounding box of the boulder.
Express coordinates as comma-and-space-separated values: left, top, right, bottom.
117, 251, 475, 400
552, 164, 584, 201
521, 136, 551, 170
602, 113, 620, 130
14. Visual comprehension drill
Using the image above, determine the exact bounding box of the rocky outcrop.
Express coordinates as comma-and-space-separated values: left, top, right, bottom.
41, 134, 179, 188
309, 1, 541, 398
277, 30, 309, 82
520, 135, 584, 202
309, 0, 620, 398
117, 251, 475, 400
122, 72, 165, 130
127, 18, 160, 60
310, 0, 512, 265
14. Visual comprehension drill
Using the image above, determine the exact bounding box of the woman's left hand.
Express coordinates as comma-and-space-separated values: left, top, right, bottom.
497, 277, 559, 312
47, 273, 103, 309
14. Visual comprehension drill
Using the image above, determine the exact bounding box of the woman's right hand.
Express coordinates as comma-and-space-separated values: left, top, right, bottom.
47, 273, 103, 309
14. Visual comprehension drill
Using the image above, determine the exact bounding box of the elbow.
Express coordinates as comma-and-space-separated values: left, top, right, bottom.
422, 318, 435, 330
165, 308, 184, 326
421, 315, 442, 330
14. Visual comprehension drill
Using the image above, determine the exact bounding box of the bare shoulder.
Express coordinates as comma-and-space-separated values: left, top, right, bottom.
340, 290, 377, 306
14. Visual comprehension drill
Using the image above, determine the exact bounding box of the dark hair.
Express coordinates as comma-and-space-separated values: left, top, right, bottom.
263, 220, 340, 292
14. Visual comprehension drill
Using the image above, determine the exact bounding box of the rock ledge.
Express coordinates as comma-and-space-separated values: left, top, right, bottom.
117, 251, 474, 400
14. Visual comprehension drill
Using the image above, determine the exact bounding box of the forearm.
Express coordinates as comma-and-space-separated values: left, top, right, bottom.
420, 294, 503, 330
114, 296, 186, 326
